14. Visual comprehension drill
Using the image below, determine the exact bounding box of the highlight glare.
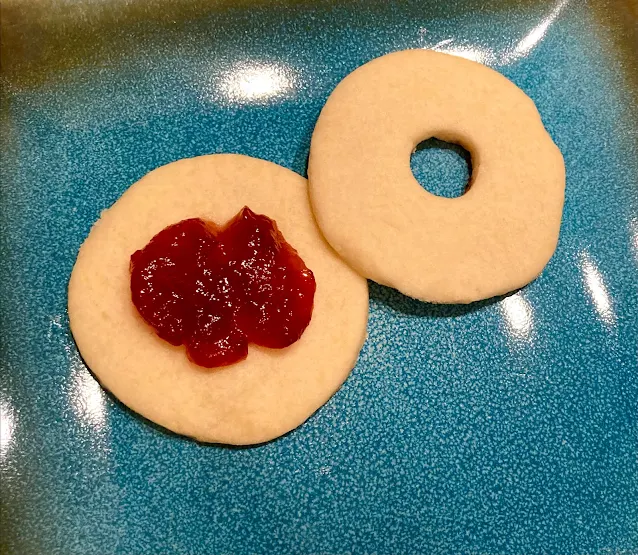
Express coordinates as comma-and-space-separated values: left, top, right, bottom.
218, 62, 296, 103
0, 398, 16, 462
579, 252, 615, 326
501, 292, 534, 340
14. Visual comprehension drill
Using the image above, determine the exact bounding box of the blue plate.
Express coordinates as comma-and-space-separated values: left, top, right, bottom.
2, 1, 637, 553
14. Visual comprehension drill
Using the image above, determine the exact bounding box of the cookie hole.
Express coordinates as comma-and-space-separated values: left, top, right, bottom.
410, 138, 472, 198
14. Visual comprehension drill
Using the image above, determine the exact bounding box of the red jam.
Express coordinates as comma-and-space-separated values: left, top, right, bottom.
130, 207, 316, 368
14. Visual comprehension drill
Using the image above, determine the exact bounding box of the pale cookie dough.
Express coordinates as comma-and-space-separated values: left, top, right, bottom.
68, 154, 369, 445
308, 49, 565, 304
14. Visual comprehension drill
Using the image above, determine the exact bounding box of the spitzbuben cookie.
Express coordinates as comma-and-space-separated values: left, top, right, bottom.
308, 49, 565, 303
69, 154, 369, 445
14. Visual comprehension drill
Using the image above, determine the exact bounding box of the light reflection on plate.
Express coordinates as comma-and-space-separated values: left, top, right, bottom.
500, 292, 535, 342
0, 397, 16, 462
66, 354, 108, 431
579, 251, 616, 326
427, 0, 571, 67
213, 61, 299, 104
500, 0, 570, 64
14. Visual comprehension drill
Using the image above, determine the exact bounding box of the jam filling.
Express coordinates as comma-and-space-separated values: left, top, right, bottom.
130, 207, 316, 368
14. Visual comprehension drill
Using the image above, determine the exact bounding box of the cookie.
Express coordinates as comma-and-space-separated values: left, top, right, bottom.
68, 154, 369, 445
308, 49, 565, 303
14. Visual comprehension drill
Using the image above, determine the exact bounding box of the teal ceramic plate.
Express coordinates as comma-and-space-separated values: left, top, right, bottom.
1, 1, 637, 553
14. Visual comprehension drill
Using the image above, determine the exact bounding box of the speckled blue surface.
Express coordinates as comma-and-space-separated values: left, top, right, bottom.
2, 1, 637, 554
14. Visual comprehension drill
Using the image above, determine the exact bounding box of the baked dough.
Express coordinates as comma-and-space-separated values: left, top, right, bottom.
308, 49, 565, 304
68, 154, 369, 445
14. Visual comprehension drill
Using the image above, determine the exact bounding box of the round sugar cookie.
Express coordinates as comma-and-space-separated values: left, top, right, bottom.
308, 49, 565, 304
68, 154, 369, 445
